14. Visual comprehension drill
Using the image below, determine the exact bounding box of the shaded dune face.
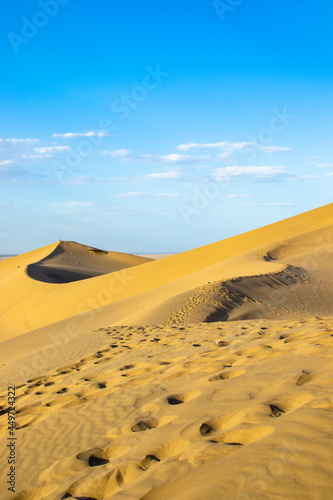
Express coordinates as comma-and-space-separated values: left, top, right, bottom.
26, 241, 153, 284
27, 263, 100, 283
166, 223, 333, 325
169, 265, 310, 324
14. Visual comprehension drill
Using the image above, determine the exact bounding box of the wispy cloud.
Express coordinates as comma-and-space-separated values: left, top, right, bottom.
316, 163, 333, 168
177, 141, 292, 158
299, 171, 333, 179
48, 200, 95, 214
260, 146, 292, 153
117, 192, 186, 198
177, 141, 233, 151
34, 146, 71, 154
105, 206, 176, 216
146, 169, 182, 179
51, 131, 110, 138
0, 160, 15, 166
229, 202, 296, 207
138, 153, 210, 164
225, 194, 252, 198
21, 153, 52, 160
101, 149, 131, 158
0, 137, 39, 144
64, 176, 140, 185
214, 165, 287, 180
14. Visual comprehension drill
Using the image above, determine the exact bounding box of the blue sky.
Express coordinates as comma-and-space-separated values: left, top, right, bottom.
0, 0, 332, 254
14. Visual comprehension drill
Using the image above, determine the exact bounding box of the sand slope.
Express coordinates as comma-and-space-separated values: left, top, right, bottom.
0, 318, 333, 499
0, 204, 333, 499
1, 204, 333, 340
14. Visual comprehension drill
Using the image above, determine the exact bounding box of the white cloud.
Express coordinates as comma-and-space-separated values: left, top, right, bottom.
117, 192, 185, 198
101, 149, 131, 158
260, 146, 292, 153
0, 137, 39, 143
316, 163, 333, 168
299, 171, 333, 179
0, 160, 15, 166
21, 154, 51, 160
226, 194, 252, 198
177, 141, 232, 151
51, 131, 110, 138
214, 166, 286, 179
34, 146, 70, 154
64, 175, 140, 185
147, 170, 181, 179
177, 141, 251, 159
48, 200, 95, 214
138, 153, 210, 164
177, 141, 292, 158
105, 206, 176, 216
230, 202, 296, 207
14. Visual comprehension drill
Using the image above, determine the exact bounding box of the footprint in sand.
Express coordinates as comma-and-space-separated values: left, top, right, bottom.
131, 419, 158, 432
88, 455, 110, 467
200, 423, 214, 436
266, 393, 313, 416
296, 370, 311, 386
126, 415, 176, 435
269, 404, 285, 417
209, 369, 245, 381
167, 395, 184, 405
138, 454, 161, 470
119, 364, 135, 371
214, 425, 275, 445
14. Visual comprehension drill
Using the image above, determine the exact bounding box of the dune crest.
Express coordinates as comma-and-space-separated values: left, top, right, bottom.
26, 240, 154, 284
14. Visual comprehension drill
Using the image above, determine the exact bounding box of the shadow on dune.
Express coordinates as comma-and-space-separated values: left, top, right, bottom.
26, 241, 153, 284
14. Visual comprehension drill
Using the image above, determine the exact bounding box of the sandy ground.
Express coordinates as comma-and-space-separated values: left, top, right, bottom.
0, 203, 332, 499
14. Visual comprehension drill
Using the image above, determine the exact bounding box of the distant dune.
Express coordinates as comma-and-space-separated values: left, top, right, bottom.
0, 255, 15, 261
26, 241, 154, 284
0, 204, 332, 500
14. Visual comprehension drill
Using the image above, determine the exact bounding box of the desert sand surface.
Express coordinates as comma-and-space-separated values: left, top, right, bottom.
0, 203, 333, 499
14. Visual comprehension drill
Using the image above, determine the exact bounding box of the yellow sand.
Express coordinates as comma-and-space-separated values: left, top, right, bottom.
1, 203, 333, 340
0, 203, 332, 499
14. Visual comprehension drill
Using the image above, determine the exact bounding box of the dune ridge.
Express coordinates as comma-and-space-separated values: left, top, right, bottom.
0, 203, 333, 340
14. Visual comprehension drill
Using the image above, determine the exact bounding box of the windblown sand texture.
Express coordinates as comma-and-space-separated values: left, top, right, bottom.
0, 203, 333, 499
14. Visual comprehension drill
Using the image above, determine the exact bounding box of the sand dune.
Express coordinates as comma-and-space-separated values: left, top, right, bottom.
0, 242, 153, 340
167, 224, 333, 324
0, 203, 333, 341
0, 204, 333, 499
27, 241, 154, 284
